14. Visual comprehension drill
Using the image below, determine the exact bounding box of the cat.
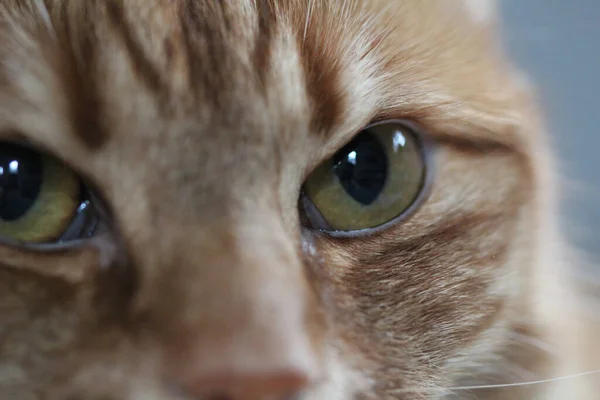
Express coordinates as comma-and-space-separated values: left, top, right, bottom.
0, 0, 598, 399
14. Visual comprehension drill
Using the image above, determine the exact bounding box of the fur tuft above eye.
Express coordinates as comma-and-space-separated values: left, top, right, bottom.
301, 120, 431, 234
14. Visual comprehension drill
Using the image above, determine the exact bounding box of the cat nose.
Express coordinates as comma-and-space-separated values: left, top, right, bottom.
174, 368, 308, 400
146, 220, 319, 400
167, 323, 315, 399
169, 329, 314, 399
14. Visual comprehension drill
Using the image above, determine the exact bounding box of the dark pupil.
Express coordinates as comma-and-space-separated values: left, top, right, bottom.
333, 131, 388, 205
0, 145, 43, 221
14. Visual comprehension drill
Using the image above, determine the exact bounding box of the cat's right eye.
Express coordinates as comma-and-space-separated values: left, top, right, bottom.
301, 120, 430, 233
0, 142, 98, 245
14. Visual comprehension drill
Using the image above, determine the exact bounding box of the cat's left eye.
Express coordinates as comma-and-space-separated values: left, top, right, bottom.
301, 120, 429, 233
0, 143, 98, 245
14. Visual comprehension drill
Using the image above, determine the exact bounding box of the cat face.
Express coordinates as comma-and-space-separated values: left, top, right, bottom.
0, 1, 549, 399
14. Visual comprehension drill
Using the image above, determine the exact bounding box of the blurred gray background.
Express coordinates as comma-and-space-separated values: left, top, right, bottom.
500, 1, 600, 259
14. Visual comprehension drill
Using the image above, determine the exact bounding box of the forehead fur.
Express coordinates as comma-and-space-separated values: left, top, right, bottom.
0, 0, 526, 154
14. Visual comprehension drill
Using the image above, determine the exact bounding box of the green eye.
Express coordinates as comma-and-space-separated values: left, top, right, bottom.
302, 121, 429, 232
0, 143, 98, 244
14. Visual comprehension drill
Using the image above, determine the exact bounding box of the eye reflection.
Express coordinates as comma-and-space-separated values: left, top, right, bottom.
393, 131, 406, 151
9, 160, 19, 174
347, 151, 357, 165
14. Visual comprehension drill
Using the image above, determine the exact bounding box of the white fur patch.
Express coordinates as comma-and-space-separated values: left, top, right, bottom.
462, 0, 496, 24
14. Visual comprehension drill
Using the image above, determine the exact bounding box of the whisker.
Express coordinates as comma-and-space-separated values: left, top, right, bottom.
33, 0, 57, 40
303, 0, 314, 43
446, 369, 600, 390
389, 369, 600, 393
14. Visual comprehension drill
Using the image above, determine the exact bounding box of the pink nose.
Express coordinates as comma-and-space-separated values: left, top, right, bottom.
165, 317, 316, 400
140, 220, 318, 399
178, 368, 309, 400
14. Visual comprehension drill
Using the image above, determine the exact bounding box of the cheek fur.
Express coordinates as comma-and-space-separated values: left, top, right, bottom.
308, 144, 533, 390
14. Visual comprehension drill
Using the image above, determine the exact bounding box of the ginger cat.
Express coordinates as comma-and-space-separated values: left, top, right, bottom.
0, 0, 598, 399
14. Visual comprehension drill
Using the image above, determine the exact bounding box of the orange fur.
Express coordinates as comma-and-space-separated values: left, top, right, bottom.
0, 1, 597, 399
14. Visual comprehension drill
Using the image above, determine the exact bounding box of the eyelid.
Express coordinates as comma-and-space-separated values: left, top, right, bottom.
0, 131, 100, 189
0, 133, 39, 149
312, 119, 433, 167
0, 236, 109, 283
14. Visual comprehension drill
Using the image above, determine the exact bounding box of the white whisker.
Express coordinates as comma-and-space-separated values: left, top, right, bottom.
303, 0, 314, 43
33, 0, 56, 40
389, 369, 600, 393
446, 369, 600, 390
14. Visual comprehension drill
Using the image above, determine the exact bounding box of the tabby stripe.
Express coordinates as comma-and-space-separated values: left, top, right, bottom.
56, 1, 107, 150
105, 1, 167, 98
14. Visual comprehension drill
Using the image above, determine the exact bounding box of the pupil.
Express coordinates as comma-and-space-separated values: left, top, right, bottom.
0, 144, 43, 221
333, 131, 388, 205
